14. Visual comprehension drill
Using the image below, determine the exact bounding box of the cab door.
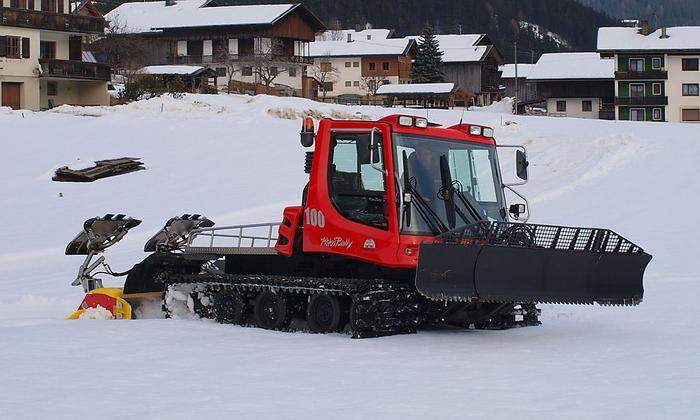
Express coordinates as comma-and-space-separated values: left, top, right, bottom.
303, 120, 401, 267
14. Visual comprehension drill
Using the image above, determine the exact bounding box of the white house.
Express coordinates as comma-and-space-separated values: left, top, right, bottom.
308, 34, 415, 99
0, 0, 110, 110
598, 23, 700, 123
527, 52, 614, 119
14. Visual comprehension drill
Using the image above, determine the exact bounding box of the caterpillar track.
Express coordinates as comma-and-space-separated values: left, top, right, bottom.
162, 273, 541, 338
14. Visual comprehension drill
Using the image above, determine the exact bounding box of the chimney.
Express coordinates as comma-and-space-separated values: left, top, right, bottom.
639, 19, 650, 35
165, 0, 176, 6
347, 33, 352, 43
660, 27, 669, 39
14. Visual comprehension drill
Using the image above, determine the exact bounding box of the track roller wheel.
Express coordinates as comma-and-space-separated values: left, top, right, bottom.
253, 290, 291, 330
214, 291, 248, 325
307, 294, 345, 333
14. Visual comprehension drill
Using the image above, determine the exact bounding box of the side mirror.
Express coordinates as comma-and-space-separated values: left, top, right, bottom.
509, 203, 526, 219
369, 128, 382, 165
516, 149, 529, 180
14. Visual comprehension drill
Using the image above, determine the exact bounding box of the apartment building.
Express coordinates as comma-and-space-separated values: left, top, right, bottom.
308, 34, 415, 99
0, 0, 110, 110
598, 23, 700, 123
105, 0, 325, 96
527, 52, 614, 119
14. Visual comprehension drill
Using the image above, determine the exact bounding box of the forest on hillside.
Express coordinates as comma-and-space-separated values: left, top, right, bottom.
576, 0, 700, 27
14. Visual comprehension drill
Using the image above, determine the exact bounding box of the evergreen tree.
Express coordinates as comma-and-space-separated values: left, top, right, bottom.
410, 24, 445, 83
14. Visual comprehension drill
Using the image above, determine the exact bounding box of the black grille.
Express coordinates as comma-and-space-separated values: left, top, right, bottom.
436, 221, 645, 254
304, 152, 314, 174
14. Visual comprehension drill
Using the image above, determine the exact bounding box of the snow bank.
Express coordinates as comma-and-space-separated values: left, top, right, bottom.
468, 96, 514, 113
1, 93, 699, 419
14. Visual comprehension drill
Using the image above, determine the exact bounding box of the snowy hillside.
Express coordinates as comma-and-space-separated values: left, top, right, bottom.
1, 94, 699, 419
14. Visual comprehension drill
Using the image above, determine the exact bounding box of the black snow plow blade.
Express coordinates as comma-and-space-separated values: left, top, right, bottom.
416, 222, 652, 306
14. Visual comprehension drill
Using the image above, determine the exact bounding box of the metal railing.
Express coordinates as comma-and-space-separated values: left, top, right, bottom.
437, 221, 645, 254
0, 7, 105, 33
185, 222, 281, 254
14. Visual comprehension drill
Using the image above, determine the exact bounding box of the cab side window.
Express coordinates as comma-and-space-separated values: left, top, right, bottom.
329, 132, 387, 229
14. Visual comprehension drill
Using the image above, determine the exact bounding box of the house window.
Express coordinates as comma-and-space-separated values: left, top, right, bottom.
345, 81, 351, 87
630, 108, 645, 121
320, 62, 332, 72
345, 61, 351, 68
681, 58, 699, 71
652, 108, 662, 121
216, 67, 226, 77
682, 83, 699, 96
629, 58, 645, 72
630, 83, 645, 97
241, 66, 253, 76
322, 82, 333, 92
353, 62, 359, 67
652, 82, 662, 95
582, 100, 592, 112
353, 81, 359, 87
681, 108, 700, 122
652, 57, 662, 70
6, 36, 21, 58
40, 41, 56, 59
288, 66, 297, 77
46, 82, 57, 96
382, 62, 390, 71
369, 62, 376, 71
556, 100, 566, 112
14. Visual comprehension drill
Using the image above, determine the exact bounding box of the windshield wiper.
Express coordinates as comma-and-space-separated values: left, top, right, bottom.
439, 154, 485, 225
402, 151, 448, 234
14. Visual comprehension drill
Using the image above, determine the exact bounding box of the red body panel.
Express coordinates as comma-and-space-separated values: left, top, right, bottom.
281, 114, 499, 269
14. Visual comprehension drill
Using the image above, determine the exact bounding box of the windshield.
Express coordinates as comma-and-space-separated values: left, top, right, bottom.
395, 133, 505, 235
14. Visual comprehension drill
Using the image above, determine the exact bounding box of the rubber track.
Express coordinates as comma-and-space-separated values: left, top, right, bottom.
165, 273, 424, 338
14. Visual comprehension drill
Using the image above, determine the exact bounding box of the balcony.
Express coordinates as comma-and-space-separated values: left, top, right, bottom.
0, 7, 105, 34
615, 96, 668, 106
614, 70, 668, 80
166, 53, 313, 66
39, 59, 110, 81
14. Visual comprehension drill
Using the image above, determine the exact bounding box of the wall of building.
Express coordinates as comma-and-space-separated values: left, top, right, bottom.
443, 62, 482, 95
311, 56, 363, 97
39, 79, 109, 108
547, 97, 602, 119
1, 26, 41, 109
666, 54, 700, 123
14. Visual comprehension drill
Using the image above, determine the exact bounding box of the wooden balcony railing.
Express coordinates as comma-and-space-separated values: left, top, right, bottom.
615, 96, 668, 106
165, 53, 313, 66
39, 59, 110, 81
614, 70, 668, 80
0, 7, 105, 34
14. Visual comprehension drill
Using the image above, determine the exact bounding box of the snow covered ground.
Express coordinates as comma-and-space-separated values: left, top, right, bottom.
1, 94, 699, 419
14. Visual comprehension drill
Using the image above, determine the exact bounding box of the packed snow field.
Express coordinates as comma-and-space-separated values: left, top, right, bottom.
1, 94, 698, 419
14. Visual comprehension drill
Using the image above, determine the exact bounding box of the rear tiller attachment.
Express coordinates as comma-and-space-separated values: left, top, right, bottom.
416, 221, 652, 305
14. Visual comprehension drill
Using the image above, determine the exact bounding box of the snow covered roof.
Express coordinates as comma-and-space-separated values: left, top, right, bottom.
527, 53, 614, 81
404, 34, 490, 63
499, 64, 535, 79
598, 26, 700, 52
317, 28, 394, 42
309, 38, 414, 58
105, 1, 323, 34
139, 65, 206, 75
376, 83, 455, 95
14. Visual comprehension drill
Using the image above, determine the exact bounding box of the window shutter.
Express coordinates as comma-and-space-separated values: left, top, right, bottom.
22, 38, 30, 58
58, 0, 64, 13
0, 37, 7, 58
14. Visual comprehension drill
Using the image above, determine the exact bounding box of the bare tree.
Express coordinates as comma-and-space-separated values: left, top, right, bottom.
361, 69, 390, 97
214, 45, 239, 93
308, 57, 339, 100
325, 19, 345, 41
237, 41, 289, 94
90, 17, 148, 76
